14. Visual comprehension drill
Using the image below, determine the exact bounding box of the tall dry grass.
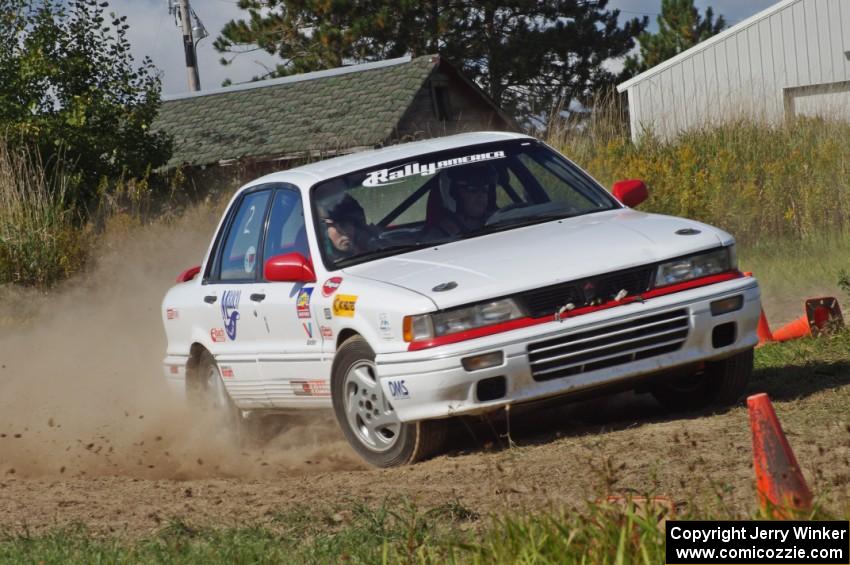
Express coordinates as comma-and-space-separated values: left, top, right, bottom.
550, 108, 850, 245
549, 106, 850, 320
0, 142, 88, 287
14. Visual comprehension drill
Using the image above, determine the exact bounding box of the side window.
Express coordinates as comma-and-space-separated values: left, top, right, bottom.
218, 190, 271, 281
263, 189, 309, 264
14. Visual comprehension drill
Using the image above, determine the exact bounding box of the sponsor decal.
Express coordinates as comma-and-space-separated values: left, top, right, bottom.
388, 379, 409, 399
169, 365, 179, 375
320, 325, 334, 338
244, 245, 257, 273
296, 287, 314, 319
379, 313, 392, 340
322, 277, 343, 297
292, 379, 331, 397
323, 307, 332, 320
333, 294, 358, 318
210, 328, 226, 343
166, 308, 179, 320
303, 322, 316, 345
221, 290, 241, 340
220, 366, 234, 378
362, 150, 506, 188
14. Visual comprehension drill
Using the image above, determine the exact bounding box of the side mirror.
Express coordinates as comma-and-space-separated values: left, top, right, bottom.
612, 179, 649, 208
265, 252, 317, 283
176, 265, 201, 283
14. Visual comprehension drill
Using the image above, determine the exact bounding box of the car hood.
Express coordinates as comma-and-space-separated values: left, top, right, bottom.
343, 209, 731, 310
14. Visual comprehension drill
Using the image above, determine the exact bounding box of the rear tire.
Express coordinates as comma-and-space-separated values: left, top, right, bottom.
188, 350, 261, 444
652, 348, 753, 411
331, 335, 445, 467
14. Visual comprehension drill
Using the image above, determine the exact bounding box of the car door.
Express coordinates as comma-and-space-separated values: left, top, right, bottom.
200, 187, 273, 408
254, 186, 333, 408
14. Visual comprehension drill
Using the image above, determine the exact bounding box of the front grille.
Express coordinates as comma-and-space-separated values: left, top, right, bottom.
528, 309, 689, 381
519, 267, 654, 318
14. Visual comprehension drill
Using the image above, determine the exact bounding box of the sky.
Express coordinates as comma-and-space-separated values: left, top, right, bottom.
112, 0, 782, 97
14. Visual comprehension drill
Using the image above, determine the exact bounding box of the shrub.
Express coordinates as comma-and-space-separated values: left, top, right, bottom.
551, 114, 850, 244
0, 141, 89, 287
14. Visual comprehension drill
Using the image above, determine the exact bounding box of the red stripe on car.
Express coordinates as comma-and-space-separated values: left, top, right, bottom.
407, 271, 743, 351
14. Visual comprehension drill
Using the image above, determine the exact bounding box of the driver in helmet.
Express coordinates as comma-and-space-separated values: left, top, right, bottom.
430, 162, 498, 237
318, 193, 372, 260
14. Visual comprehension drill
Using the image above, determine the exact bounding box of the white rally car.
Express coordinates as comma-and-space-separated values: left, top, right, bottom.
162, 132, 761, 467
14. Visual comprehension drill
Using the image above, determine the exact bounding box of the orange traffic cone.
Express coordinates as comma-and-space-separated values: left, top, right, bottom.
771, 297, 844, 342
747, 393, 812, 517
756, 308, 773, 346
804, 297, 843, 336
743, 272, 773, 347
770, 314, 811, 342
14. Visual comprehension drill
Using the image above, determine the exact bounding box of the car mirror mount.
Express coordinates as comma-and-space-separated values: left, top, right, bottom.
612, 179, 649, 208
264, 252, 317, 283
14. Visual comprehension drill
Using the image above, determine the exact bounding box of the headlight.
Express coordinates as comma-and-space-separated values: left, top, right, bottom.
403, 298, 524, 342
654, 246, 736, 287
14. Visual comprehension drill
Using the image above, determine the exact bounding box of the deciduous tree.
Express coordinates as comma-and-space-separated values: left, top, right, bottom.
0, 0, 171, 208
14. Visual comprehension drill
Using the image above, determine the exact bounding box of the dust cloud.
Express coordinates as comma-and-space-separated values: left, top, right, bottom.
0, 203, 362, 479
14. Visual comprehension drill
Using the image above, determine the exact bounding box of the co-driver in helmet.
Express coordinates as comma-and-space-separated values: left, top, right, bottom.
430, 162, 498, 237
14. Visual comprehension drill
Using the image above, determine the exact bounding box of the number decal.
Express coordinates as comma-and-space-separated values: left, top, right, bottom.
243, 205, 256, 235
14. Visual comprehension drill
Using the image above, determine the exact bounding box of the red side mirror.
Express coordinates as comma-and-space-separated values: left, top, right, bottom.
612, 179, 649, 208
265, 252, 317, 283
176, 265, 201, 283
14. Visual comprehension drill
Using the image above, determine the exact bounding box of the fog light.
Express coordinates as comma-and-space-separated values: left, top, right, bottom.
476, 376, 507, 401
710, 295, 743, 316
461, 351, 504, 371
712, 322, 736, 348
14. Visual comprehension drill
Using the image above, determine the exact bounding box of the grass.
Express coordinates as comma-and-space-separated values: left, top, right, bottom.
0, 499, 670, 564
0, 489, 844, 564
0, 142, 88, 287
2, 324, 850, 563
547, 112, 850, 323
552, 115, 850, 245
739, 231, 850, 325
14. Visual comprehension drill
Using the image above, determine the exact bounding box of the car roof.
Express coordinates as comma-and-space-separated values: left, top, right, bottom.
243, 131, 534, 191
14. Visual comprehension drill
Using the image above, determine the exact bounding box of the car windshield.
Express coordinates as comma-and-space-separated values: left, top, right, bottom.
312, 139, 618, 269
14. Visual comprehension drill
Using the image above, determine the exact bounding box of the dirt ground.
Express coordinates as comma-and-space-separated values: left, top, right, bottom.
1, 205, 848, 538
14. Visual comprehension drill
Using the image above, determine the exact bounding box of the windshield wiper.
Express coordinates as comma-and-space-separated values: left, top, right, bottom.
467, 208, 613, 238
460, 213, 575, 239
334, 240, 450, 268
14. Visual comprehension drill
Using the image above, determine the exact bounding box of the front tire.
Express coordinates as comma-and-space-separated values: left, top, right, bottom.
652, 348, 753, 411
331, 335, 445, 467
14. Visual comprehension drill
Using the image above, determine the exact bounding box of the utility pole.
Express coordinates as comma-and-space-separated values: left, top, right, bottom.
178, 0, 200, 91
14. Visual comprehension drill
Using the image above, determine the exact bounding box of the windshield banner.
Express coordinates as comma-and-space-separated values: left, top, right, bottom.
362, 150, 506, 188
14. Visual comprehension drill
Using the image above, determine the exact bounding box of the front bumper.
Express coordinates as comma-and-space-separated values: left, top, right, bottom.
376, 276, 761, 422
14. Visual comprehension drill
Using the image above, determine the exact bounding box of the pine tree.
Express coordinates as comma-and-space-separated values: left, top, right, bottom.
214, 1, 647, 123
624, 0, 726, 75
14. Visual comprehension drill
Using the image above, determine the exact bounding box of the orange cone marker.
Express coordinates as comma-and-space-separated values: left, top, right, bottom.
769, 297, 843, 343
804, 297, 843, 336
747, 393, 812, 517
770, 314, 812, 342
756, 308, 773, 346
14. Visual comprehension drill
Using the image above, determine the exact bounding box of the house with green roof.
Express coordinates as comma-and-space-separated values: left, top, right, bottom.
155, 54, 518, 173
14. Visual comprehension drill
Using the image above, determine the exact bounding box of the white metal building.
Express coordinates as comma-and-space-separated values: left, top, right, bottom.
616, 0, 850, 141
